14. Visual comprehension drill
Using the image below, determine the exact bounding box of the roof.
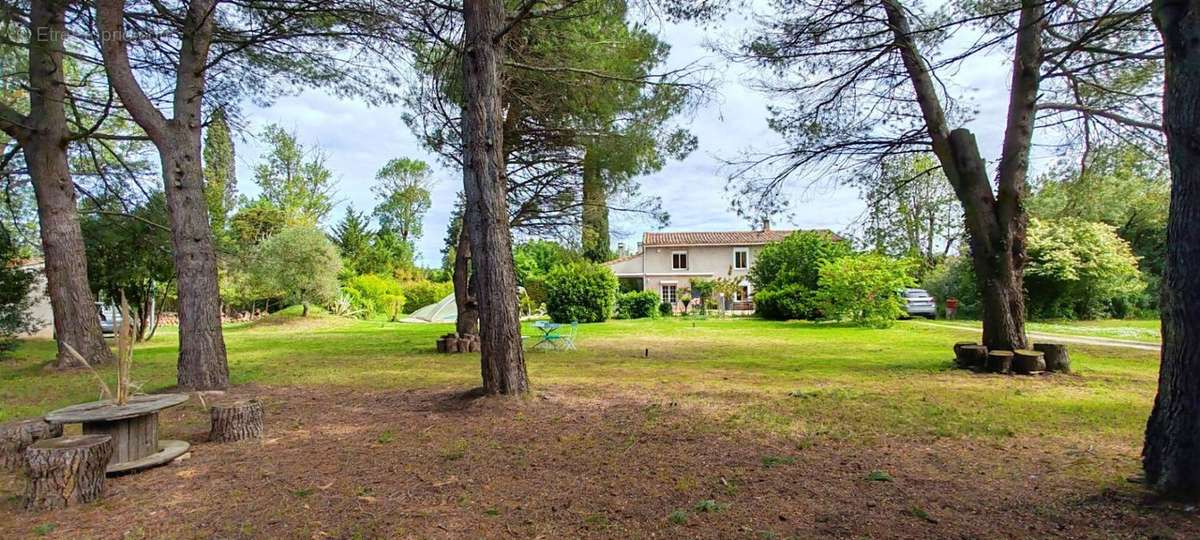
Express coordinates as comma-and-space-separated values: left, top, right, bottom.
603, 251, 642, 266
642, 230, 797, 247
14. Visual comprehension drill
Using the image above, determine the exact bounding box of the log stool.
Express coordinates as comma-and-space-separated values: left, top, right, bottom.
1034, 343, 1071, 373
986, 350, 1014, 374
437, 333, 480, 354
23, 435, 113, 511
209, 400, 265, 443
0, 419, 62, 472
954, 344, 988, 370
1012, 349, 1046, 374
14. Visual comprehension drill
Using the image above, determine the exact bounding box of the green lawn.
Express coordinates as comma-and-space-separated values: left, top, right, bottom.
0, 310, 1161, 457
935, 318, 1162, 343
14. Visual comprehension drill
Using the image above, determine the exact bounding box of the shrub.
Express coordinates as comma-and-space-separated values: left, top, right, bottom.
817, 254, 915, 327
344, 274, 407, 320
749, 231, 852, 292
1025, 218, 1144, 319
753, 284, 821, 320
922, 256, 979, 318
749, 231, 851, 320
513, 240, 581, 285
523, 277, 549, 308
616, 291, 660, 319
544, 261, 618, 323
659, 302, 674, 317
0, 232, 36, 354
403, 280, 453, 310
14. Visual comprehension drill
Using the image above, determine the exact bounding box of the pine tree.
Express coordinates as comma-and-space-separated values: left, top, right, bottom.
331, 206, 373, 272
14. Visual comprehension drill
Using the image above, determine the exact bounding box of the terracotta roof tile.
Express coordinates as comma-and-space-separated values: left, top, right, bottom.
642, 230, 798, 247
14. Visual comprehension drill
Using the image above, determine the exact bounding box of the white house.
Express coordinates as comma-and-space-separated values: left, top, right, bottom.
18, 258, 54, 338
604, 229, 796, 312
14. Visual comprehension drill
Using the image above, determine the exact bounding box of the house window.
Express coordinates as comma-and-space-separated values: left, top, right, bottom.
733, 248, 749, 270
661, 284, 677, 304
672, 251, 688, 270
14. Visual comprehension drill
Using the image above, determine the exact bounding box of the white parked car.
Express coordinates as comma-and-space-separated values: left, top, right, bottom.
96, 302, 122, 335
900, 288, 937, 319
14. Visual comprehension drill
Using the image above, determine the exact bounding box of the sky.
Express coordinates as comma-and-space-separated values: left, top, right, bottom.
232, 8, 1053, 266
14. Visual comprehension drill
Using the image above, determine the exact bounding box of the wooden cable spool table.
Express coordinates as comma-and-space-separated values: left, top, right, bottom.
44, 394, 190, 475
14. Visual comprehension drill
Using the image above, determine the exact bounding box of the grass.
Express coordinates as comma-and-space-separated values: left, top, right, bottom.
0, 308, 1162, 455
935, 318, 1161, 343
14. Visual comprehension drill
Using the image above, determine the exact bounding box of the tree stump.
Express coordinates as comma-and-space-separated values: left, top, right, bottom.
1034, 343, 1071, 373
436, 336, 448, 353
0, 419, 62, 472
1012, 349, 1046, 374
23, 435, 113, 511
956, 345, 988, 370
209, 399, 265, 443
463, 333, 480, 352
986, 350, 1014, 374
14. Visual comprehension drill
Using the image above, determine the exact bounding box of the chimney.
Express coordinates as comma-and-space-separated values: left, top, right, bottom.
761, 217, 771, 231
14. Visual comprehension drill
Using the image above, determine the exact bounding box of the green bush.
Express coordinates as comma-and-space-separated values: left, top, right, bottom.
544, 261, 618, 323
616, 291, 660, 319
402, 280, 453, 311
0, 232, 36, 354
817, 254, 915, 327
659, 302, 674, 317
1025, 218, 1144, 319
921, 256, 979, 318
753, 284, 822, 320
750, 231, 853, 292
344, 274, 407, 320
514, 240, 581, 285
523, 277, 549, 308
750, 231, 851, 320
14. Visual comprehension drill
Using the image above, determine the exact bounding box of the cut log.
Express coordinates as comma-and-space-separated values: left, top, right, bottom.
436, 337, 448, 353
954, 343, 986, 369
953, 341, 976, 356
986, 350, 1014, 374
1012, 349, 1046, 375
1033, 343, 1071, 373
0, 419, 62, 471
445, 337, 461, 353
23, 435, 113, 511
209, 399, 264, 443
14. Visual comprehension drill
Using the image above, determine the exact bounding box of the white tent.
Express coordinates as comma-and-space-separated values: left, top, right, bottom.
403, 293, 458, 323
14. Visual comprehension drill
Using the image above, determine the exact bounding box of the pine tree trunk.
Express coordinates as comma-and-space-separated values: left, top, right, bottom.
0, 419, 62, 471
161, 129, 229, 390
971, 238, 1029, 351
454, 227, 479, 336
23, 434, 113, 511
24, 0, 113, 368
1142, 0, 1200, 498
95, 0, 229, 390
883, 0, 1033, 352
462, 0, 529, 395
581, 146, 610, 262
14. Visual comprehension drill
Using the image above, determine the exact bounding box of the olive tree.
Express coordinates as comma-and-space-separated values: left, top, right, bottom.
249, 226, 341, 317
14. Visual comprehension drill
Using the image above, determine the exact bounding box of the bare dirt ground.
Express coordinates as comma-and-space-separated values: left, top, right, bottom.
2, 384, 1196, 539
